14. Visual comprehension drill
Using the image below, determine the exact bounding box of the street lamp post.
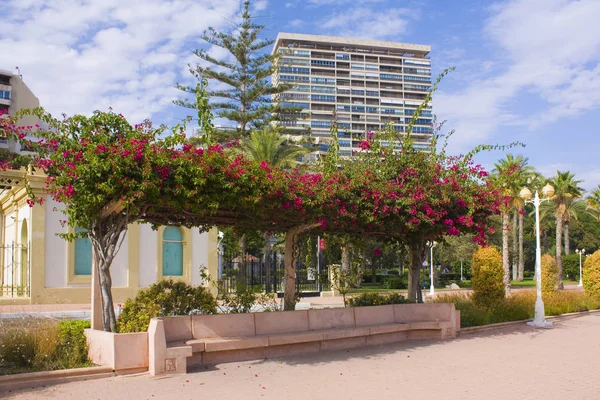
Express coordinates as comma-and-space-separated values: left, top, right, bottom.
427, 241, 437, 296
460, 259, 463, 281
576, 249, 585, 287
520, 184, 555, 328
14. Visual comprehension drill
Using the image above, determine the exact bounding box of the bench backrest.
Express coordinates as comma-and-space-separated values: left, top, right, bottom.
393, 303, 455, 323
308, 308, 355, 331
162, 316, 193, 342
192, 314, 256, 339
354, 304, 395, 327
255, 310, 309, 335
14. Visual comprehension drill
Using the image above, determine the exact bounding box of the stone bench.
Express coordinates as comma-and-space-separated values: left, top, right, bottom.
148, 303, 460, 375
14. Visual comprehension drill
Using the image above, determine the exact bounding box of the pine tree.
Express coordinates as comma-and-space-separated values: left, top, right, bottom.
175, 1, 295, 140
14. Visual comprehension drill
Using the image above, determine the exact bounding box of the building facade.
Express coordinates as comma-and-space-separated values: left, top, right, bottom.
271, 33, 433, 158
0, 69, 41, 154
0, 170, 219, 305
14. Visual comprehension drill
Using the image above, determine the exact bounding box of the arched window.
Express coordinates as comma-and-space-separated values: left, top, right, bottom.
162, 226, 183, 276
74, 227, 92, 275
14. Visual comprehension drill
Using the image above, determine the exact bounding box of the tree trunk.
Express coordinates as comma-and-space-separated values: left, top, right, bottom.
407, 241, 424, 302
518, 211, 524, 281
341, 244, 350, 272
502, 212, 511, 295
98, 258, 117, 332
512, 210, 518, 281
564, 222, 570, 255
264, 233, 271, 293
556, 217, 564, 289
283, 224, 319, 311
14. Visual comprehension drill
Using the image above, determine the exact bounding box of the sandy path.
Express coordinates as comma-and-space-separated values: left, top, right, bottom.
5, 313, 600, 400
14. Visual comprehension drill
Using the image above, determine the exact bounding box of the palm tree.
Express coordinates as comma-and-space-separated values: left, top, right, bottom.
586, 185, 600, 221
239, 126, 311, 286
548, 171, 584, 289
563, 199, 586, 255
493, 154, 535, 284
239, 126, 310, 169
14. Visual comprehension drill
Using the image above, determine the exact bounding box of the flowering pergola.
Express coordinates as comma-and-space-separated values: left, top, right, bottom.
1, 109, 504, 332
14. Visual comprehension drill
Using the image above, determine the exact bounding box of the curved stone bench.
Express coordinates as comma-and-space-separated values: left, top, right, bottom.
148, 303, 460, 375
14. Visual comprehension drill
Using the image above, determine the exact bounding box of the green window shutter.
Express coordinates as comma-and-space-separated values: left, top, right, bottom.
74, 227, 92, 275
162, 226, 183, 276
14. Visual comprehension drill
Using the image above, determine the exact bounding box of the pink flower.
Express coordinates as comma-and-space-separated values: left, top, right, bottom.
447, 226, 460, 236
366, 131, 375, 140
359, 140, 370, 151
443, 219, 454, 226
373, 248, 382, 256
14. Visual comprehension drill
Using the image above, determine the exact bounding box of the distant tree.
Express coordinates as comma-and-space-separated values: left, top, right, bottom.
548, 171, 584, 289
175, 1, 295, 140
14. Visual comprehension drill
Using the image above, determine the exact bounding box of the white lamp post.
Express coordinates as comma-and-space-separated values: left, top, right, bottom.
427, 241, 437, 296
576, 249, 585, 287
520, 184, 555, 328
460, 259, 463, 281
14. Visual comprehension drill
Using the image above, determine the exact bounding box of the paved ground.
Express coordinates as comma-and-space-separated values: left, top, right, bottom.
5, 313, 600, 400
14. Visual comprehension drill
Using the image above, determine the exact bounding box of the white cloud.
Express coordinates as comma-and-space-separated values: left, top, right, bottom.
436, 0, 600, 153
321, 7, 413, 40
253, 0, 268, 11
0, 0, 240, 123
289, 19, 304, 28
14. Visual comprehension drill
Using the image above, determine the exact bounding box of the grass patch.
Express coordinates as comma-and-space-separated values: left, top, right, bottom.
432, 290, 600, 328
0, 318, 92, 375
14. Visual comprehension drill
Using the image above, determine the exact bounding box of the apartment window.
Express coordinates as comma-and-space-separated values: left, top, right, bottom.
338, 122, 351, 129
411, 126, 431, 133
404, 59, 430, 66
366, 90, 379, 96
162, 226, 183, 276
280, 75, 310, 83
380, 73, 402, 81
0, 90, 10, 100
366, 106, 379, 114
311, 77, 335, 85
351, 63, 365, 70
336, 53, 350, 60
281, 102, 309, 109
279, 49, 310, 57
311, 94, 335, 102
312, 85, 335, 93
280, 66, 309, 75
339, 140, 351, 147
404, 75, 430, 82
410, 118, 433, 125
405, 84, 430, 91
365, 64, 379, 70
351, 105, 365, 112
73, 227, 92, 275
311, 60, 335, 67
281, 93, 310, 101
337, 105, 350, 112
404, 68, 431, 76
281, 58, 310, 66
292, 85, 311, 92
311, 121, 331, 128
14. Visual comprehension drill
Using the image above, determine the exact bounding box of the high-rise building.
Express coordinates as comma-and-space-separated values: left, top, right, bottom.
0, 68, 41, 154
271, 33, 433, 159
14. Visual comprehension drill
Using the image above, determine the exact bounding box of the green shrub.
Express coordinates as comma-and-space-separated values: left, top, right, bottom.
346, 292, 409, 307
471, 247, 505, 308
118, 279, 218, 333
383, 275, 407, 289
583, 250, 600, 296
541, 254, 558, 294
562, 254, 580, 280
56, 320, 91, 369
433, 291, 600, 328
0, 318, 91, 374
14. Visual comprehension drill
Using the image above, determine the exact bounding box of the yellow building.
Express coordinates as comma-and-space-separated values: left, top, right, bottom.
0, 169, 219, 306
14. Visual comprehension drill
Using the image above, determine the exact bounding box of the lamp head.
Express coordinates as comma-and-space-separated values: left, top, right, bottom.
519, 187, 532, 200
541, 183, 555, 199
218, 231, 225, 239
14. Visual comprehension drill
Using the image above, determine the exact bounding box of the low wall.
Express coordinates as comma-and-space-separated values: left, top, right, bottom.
84, 329, 148, 373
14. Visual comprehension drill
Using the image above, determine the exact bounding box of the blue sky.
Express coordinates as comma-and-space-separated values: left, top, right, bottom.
2, 0, 600, 189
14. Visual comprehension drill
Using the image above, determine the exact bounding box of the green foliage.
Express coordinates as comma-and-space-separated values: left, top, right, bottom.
562, 254, 580, 280
216, 281, 280, 313
239, 126, 309, 168
175, 1, 296, 137
471, 247, 505, 308
541, 254, 558, 294
118, 280, 218, 333
345, 292, 409, 307
0, 318, 90, 374
583, 250, 600, 296
56, 320, 91, 369
433, 291, 600, 328
383, 275, 408, 289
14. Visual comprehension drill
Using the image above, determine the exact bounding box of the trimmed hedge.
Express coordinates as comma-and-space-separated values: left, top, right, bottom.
346, 292, 409, 307
541, 254, 558, 294
583, 250, 600, 296
471, 247, 504, 308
